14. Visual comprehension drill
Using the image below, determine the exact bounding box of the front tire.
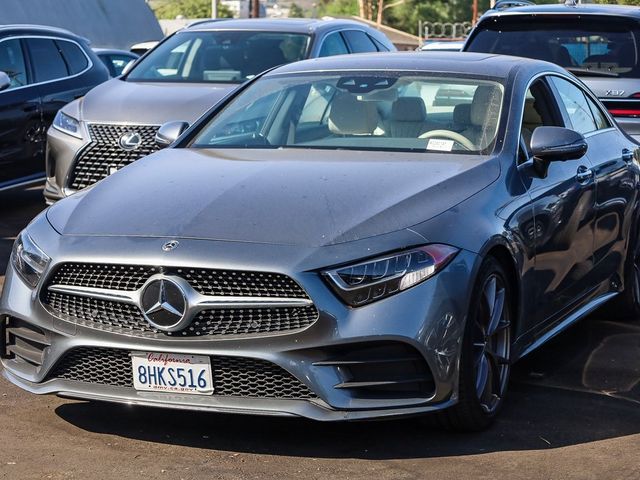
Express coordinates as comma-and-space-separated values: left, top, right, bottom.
437, 257, 513, 431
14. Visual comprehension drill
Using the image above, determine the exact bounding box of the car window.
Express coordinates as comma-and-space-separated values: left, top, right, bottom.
191, 73, 505, 154
519, 79, 563, 156
318, 33, 349, 57
343, 30, 378, 53
585, 94, 611, 130
550, 77, 600, 134
127, 31, 310, 84
370, 35, 390, 52
467, 17, 640, 78
56, 40, 88, 75
106, 54, 135, 76
26, 38, 68, 82
0, 39, 28, 89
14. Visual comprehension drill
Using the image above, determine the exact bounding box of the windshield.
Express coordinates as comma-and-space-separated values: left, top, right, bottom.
190, 73, 504, 154
126, 31, 310, 84
467, 17, 640, 78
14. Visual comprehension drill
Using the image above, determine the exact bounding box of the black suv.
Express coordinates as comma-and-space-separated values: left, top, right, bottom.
0, 25, 108, 192
464, 0, 640, 141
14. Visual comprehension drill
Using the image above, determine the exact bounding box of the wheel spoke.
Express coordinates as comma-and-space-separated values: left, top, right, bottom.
485, 347, 509, 366
486, 288, 505, 337
483, 276, 497, 318
475, 354, 490, 398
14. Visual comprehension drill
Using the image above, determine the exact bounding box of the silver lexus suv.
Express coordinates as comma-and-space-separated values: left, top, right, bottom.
44, 18, 395, 203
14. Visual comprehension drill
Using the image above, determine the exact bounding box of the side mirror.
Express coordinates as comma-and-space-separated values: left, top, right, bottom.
0, 71, 11, 92
155, 121, 189, 148
121, 60, 135, 76
531, 126, 588, 162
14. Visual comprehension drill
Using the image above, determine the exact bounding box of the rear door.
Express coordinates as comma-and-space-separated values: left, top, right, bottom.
25, 38, 92, 146
0, 37, 42, 186
549, 75, 640, 289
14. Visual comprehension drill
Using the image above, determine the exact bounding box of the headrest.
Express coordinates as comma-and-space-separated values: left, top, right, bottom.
328, 93, 380, 135
470, 85, 501, 127
523, 98, 542, 125
453, 103, 472, 125
391, 97, 426, 122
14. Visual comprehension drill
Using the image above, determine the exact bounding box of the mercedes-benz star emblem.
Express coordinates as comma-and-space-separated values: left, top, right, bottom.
140, 278, 187, 331
119, 131, 142, 151
162, 240, 179, 252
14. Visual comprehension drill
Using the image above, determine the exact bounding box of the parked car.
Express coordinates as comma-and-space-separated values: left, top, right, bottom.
43, 18, 396, 204
464, 0, 640, 141
93, 48, 138, 77
419, 40, 464, 52
129, 41, 159, 56
4, 52, 639, 431
0, 25, 109, 192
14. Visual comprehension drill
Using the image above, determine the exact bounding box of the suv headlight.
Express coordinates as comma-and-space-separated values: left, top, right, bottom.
323, 244, 459, 307
11, 232, 50, 288
52, 110, 82, 138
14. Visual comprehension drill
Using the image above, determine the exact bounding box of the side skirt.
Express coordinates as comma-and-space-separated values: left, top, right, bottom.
515, 291, 618, 361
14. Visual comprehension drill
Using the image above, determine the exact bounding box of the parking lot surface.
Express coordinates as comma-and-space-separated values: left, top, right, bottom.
1, 188, 640, 480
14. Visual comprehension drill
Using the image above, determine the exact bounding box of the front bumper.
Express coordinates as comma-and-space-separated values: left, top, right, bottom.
1, 232, 479, 421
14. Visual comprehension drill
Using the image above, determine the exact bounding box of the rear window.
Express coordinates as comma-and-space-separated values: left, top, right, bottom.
467, 17, 640, 78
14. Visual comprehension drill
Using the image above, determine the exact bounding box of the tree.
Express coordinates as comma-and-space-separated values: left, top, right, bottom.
154, 0, 233, 19
289, 2, 305, 18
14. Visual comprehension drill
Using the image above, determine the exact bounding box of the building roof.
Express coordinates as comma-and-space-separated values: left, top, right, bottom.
0, 0, 163, 49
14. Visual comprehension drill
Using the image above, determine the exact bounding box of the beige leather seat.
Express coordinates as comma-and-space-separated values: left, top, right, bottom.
328, 93, 380, 135
384, 97, 431, 137
521, 97, 543, 149
462, 85, 502, 148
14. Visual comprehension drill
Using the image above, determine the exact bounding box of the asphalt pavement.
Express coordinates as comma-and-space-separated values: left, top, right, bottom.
1, 187, 640, 480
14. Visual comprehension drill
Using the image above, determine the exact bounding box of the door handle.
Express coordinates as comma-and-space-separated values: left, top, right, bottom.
23, 104, 38, 113
576, 166, 594, 183
622, 148, 634, 162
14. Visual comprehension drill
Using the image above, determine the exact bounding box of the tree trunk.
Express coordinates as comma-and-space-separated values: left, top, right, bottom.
376, 0, 384, 25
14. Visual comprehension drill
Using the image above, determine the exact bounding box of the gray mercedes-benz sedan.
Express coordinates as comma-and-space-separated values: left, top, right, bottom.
3, 53, 640, 431
43, 18, 395, 204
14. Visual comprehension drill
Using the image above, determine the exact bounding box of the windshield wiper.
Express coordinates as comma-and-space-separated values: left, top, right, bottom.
566, 67, 619, 78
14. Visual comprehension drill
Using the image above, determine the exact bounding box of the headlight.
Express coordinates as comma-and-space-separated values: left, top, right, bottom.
11, 232, 50, 288
52, 110, 82, 138
324, 244, 459, 307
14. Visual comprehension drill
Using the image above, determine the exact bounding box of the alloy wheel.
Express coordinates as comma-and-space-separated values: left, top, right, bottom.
472, 273, 511, 414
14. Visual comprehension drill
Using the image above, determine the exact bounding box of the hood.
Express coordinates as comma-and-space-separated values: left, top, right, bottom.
78, 78, 237, 124
47, 149, 499, 247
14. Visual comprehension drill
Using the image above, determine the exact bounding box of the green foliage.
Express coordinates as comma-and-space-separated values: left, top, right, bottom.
154, 0, 233, 20
289, 2, 306, 17
317, 0, 358, 17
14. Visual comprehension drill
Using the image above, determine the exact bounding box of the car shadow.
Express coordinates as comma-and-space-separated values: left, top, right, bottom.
55, 314, 640, 460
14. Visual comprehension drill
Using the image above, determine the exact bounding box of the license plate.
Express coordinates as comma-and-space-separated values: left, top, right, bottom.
131, 352, 213, 395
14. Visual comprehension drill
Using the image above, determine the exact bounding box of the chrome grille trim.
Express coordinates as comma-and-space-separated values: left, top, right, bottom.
42, 263, 319, 338
68, 123, 160, 190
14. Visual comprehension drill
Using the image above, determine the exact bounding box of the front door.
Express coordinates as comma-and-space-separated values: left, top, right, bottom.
518, 78, 597, 330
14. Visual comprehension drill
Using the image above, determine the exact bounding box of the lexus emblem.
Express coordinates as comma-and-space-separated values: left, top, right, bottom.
162, 240, 179, 252
140, 278, 188, 331
119, 131, 142, 151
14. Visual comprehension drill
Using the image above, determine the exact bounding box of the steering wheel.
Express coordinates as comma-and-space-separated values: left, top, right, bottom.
419, 130, 476, 151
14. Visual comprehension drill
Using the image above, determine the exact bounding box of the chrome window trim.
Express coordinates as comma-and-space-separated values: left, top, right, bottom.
0, 35, 93, 93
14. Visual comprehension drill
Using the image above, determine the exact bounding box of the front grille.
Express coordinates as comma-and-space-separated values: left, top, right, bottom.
69, 124, 160, 190
42, 263, 318, 338
48, 347, 317, 399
